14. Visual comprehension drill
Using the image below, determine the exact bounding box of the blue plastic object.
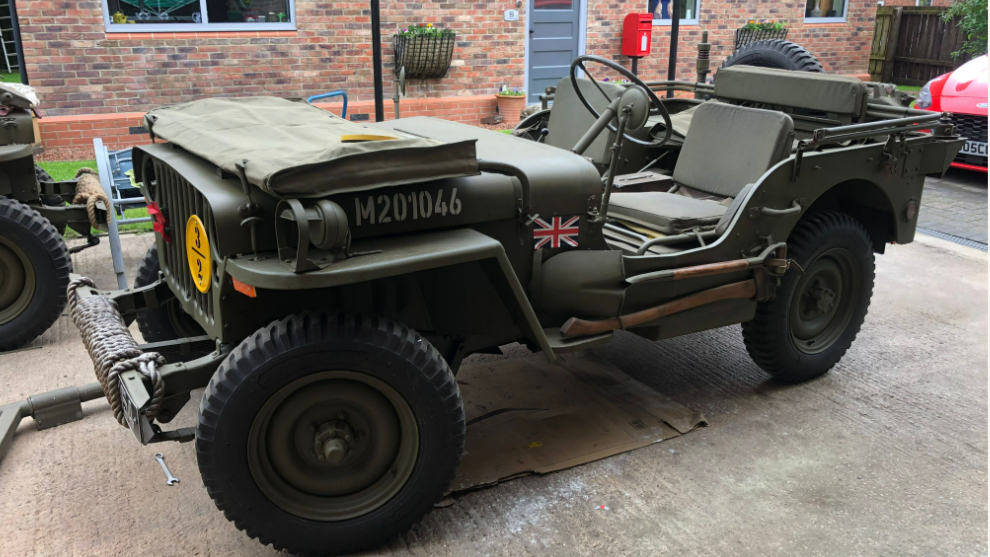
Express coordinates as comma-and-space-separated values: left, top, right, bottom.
306, 90, 348, 119
107, 147, 143, 199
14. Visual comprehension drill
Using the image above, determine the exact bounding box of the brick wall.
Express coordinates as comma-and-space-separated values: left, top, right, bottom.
37, 94, 496, 150
587, 0, 881, 83
21, 0, 526, 117
21, 0, 880, 118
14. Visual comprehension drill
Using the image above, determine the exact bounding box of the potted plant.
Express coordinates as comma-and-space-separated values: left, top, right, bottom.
734, 19, 788, 51
495, 86, 527, 125
393, 23, 456, 79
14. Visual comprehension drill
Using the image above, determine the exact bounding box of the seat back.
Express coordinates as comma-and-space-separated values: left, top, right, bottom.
672, 102, 794, 198
714, 66, 869, 120
545, 76, 627, 165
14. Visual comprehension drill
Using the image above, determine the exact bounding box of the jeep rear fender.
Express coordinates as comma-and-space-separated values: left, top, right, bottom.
224, 227, 557, 361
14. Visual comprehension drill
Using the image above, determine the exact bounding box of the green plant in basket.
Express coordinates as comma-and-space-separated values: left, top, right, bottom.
742, 19, 785, 31
398, 23, 456, 37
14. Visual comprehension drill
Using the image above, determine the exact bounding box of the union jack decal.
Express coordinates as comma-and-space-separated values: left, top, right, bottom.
533, 216, 580, 250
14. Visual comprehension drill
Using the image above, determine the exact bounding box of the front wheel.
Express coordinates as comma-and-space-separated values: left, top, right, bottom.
742, 212, 874, 383
0, 197, 71, 350
196, 313, 465, 556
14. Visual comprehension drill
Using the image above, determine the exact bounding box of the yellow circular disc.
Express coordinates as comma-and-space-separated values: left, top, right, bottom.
185, 214, 211, 293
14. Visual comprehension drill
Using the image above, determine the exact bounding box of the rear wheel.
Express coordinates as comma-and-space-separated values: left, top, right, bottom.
742, 212, 874, 383
196, 313, 465, 556
0, 197, 71, 350
719, 39, 824, 74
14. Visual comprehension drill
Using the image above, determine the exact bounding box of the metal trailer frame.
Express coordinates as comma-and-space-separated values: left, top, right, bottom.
94, 137, 152, 289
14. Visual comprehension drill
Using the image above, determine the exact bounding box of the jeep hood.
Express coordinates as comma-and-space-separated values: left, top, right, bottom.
143, 96, 479, 198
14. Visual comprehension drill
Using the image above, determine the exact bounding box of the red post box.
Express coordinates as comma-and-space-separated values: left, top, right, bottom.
622, 13, 653, 58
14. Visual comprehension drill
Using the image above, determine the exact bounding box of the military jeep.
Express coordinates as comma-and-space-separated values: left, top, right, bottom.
0, 83, 109, 350
57, 56, 960, 555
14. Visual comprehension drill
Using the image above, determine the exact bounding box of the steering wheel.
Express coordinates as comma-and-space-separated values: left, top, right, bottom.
569, 55, 673, 148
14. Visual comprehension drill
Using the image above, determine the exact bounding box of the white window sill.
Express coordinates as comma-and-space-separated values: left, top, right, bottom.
652, 19, 700, 26
804, 17, 847, 23
104, 22, 296, 33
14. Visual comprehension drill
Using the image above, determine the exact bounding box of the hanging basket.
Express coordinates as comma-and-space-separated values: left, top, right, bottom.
392, 34, 456, 79
733, 28, 789, 51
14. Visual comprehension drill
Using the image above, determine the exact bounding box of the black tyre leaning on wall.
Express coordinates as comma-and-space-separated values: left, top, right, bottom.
719, 39, 824, 74
196, 313, 466, 556
133, 245, 207, 343
742, 212, 874, 383
0, 197, 71, 350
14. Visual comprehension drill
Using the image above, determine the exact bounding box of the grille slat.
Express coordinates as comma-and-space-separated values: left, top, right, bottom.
152, 160, 216, 328
950, 113, 988, 167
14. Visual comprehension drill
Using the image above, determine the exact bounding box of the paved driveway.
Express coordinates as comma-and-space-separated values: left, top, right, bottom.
920, 168, 988, 246
0, 232, 985, 557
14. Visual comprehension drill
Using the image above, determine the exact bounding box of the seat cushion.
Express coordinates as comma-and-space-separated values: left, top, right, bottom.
608, 191, 727, 235
673, 102, 794, 198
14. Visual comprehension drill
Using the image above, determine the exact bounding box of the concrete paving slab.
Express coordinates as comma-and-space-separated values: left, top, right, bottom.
920, 168, 988, 247
0, 232, 985, 557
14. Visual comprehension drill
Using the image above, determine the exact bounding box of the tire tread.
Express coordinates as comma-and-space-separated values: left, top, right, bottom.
196, 312, 464, 556
0, 196, 71, 350
742, 211, 873, 382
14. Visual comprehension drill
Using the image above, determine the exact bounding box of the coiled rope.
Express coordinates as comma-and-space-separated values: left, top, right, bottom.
67, 277, 165, 426
71, 168, 112, 230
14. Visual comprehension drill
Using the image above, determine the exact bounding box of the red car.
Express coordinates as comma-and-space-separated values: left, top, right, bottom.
916, 55, 988, 172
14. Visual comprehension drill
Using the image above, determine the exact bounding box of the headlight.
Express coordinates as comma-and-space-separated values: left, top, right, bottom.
915, 80, 933, 109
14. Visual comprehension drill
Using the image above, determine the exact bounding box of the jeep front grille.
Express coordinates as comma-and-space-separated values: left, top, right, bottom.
152, 160, 216, 327
950, 113, 988, 166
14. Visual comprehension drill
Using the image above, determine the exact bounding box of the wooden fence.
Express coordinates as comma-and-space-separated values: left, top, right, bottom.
869, 6, 973, 85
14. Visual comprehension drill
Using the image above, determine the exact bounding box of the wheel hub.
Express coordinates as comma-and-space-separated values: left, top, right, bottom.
313, 417, 355, 466
247, 370, 419, 521
805, 282, 837, 315
789, 247, 861, 355
0, 237, 35, 325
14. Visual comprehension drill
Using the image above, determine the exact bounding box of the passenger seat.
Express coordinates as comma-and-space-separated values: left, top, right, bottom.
608, 102, 794, 240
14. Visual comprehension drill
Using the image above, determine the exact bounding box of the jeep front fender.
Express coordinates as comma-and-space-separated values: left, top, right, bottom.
224, 227, 557, 361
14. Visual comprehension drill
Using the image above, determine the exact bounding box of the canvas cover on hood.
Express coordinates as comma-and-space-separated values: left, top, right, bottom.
143, 96, 479, 198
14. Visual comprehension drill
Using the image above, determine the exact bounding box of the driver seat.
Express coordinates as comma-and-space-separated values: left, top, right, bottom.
608, 102, 794, 237
544, 77, 628, 166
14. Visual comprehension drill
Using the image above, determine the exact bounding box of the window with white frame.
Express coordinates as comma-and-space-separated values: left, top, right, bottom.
649, 0, 699, 25
805, 0, 846, 21
102, 0, 296, 32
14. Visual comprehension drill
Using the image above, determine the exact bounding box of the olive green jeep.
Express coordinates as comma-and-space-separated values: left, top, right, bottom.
0, 84, 109, 350
1, 56, 962, 556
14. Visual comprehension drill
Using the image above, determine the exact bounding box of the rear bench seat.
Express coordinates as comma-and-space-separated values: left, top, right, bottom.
648, 66, 870, 142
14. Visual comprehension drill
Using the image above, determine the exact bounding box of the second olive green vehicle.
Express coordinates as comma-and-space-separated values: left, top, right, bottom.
5, 55, 961, 555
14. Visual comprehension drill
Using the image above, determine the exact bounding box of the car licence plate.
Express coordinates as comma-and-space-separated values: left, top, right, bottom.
961, 140, 988, 158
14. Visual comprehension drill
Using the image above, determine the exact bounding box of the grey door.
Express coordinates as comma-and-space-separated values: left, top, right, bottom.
527, 0, 581, 105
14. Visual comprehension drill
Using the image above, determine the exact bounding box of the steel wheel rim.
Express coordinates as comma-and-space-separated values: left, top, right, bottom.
248, 370, 419, 521
789, 247, 860, 355
0, 237, 35, 325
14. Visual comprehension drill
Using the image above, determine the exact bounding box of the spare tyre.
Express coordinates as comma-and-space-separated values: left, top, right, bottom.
719, 39, 824, 74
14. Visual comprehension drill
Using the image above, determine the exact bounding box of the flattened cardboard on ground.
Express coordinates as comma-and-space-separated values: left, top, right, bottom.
450, 352, 707, 492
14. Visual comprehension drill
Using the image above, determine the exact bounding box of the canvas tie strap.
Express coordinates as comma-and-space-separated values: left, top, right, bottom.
67, 277, 165, 426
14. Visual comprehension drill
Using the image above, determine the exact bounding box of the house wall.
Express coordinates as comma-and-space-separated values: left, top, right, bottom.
22, 0, 880, 127
588, 0, 880, 84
